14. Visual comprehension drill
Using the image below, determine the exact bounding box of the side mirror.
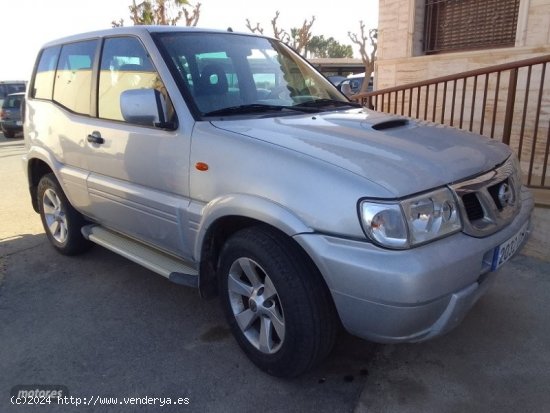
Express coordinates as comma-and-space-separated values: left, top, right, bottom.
340, 82, 353, 97
120, 89, 175, 129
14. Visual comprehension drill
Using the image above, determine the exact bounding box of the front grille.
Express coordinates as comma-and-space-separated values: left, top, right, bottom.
452, 158, 521, 237
462, 193, 484, 221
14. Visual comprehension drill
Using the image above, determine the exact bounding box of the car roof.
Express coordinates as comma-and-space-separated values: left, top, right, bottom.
42, 26, 260, 48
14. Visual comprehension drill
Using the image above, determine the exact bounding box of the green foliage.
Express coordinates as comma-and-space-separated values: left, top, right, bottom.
307, 35, 353, 58
113, 0, 201, 27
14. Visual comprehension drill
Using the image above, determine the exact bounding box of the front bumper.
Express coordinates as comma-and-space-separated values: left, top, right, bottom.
294, 187, 534, 343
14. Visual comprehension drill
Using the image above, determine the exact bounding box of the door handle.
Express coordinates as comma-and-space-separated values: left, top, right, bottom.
87, 132, 104, 145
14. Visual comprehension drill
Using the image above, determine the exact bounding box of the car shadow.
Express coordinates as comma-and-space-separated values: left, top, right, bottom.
0, 233, 383, 412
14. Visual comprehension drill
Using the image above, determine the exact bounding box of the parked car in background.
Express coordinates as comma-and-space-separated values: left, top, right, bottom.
1, 92, 25, 138
0, 81, 26, 107
24, 26, 533, 378
337, 73, 373, 97
326, 75, 347, 86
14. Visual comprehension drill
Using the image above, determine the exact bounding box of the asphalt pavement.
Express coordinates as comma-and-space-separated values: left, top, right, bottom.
1, 132, 549, 413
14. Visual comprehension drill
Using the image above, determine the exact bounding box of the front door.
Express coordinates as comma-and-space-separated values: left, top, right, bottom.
82, 36, 192, 259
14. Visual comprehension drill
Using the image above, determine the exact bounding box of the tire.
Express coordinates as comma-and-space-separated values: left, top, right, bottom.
218, 226, 338, 377
37, 173, 92, 255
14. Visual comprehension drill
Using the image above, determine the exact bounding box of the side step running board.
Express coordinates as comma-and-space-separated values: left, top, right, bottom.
82, 225, 198, 288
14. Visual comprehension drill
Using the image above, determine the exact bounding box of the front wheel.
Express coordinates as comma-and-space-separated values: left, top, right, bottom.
218, 226, 338, 377
37, 173, 91, 255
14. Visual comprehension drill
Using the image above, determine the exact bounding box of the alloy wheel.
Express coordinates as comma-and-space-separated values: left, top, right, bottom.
42, 188, 68, 244
227, 257, 285, 354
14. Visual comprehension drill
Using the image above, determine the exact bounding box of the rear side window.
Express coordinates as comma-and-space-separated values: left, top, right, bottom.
53, 40, 98, 115
32, 46, 60, 100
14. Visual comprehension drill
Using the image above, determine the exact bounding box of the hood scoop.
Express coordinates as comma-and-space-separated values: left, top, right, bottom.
371, 119, 409, 131
211, 110, 510, 197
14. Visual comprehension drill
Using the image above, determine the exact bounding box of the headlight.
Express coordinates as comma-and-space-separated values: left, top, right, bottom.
359, 202, 409, 248
359, 188, 462, 249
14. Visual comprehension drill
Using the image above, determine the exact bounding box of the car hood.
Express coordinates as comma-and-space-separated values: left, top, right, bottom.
211, 109, 511, 197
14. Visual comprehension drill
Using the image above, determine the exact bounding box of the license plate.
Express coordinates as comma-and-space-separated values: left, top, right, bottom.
16, 121, 22, 126
491, 221, 529, 271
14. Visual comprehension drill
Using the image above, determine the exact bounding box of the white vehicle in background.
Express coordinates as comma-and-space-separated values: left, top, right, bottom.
338, 72, 373, 97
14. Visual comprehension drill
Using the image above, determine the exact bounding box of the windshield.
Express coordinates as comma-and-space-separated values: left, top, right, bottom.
153, 32, 353, 117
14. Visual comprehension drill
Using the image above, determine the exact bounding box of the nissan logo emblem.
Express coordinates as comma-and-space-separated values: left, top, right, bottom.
498, 182, 514, 207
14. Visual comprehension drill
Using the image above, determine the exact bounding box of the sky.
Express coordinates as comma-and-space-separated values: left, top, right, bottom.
0, 0, 379, 80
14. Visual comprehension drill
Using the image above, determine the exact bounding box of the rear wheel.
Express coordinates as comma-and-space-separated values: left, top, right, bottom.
218, 226, 338, 377
37, 173, 91, 255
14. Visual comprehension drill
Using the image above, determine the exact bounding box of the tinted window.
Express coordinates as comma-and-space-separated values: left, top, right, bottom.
98, 36, 175, 126
0, 84, 25, 98
33, 46, 60, 100
53, 40, 97, 115
8, 84, 26, 94
3, 95, 22, 109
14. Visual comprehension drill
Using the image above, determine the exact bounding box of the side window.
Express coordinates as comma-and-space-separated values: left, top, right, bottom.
32, 46, 61, 100
53, 40, 97, 115
98, 36, 175, 126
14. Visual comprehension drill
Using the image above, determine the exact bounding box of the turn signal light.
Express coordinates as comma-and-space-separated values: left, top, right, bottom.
195, 162, 209, 171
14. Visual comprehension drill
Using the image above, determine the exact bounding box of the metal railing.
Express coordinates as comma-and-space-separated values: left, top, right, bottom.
352, 55, 550, 192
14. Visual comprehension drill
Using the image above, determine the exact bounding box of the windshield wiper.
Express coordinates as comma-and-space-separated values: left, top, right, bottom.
294, 98, 362, 109
203, 103, 318, 116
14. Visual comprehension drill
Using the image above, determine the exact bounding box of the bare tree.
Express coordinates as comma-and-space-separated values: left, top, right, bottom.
112, 18, 124, 27
270, 11, 289, 42
245, 19, 264, 35
183, 2, 201, 26
112, 0, 201, 27
290, 16, 315, 55
244, 11, 315, 55
348, 21, 378, 94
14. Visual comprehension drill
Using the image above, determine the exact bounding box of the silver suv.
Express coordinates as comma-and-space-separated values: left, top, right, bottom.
23, 27, 533, 377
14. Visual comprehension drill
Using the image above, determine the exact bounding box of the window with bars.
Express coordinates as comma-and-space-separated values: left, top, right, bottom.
424, 0, 520, 54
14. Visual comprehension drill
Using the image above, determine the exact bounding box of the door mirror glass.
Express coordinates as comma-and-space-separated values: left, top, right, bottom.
120, 88, 173, 129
